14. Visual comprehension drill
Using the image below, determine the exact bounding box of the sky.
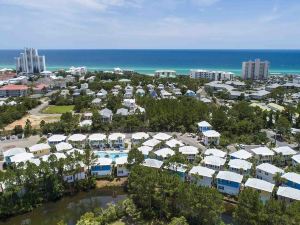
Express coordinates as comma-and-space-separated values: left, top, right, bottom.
0, 0, 300, 49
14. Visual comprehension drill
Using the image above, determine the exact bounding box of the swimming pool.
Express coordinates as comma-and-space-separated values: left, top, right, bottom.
96, 150, 128, 162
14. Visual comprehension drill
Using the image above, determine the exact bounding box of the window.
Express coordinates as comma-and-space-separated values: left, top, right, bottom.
218, 186, 224, 190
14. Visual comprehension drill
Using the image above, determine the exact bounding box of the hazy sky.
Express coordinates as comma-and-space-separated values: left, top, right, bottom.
0, 0, 299, 49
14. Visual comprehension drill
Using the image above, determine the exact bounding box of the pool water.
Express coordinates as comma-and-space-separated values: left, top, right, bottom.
96, 151, 128, 162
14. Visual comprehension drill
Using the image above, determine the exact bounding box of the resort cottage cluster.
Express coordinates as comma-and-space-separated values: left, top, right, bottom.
1, 48, 300, 209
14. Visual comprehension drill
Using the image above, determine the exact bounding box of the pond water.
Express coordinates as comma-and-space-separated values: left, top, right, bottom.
0, 187, 126, 225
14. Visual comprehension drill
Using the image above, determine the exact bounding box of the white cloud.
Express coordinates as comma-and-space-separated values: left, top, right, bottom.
190, 0, 220, 6
0, 0, 139, 12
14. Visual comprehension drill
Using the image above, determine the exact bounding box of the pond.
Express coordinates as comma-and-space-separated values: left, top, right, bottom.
0, 187, 126, 225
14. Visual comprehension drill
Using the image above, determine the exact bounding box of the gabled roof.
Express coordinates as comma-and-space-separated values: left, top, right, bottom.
142, 138, 161, 147
88, 133, 106, 141
203, 130, 220, 137
256, 163, 284, 174
100, 108, 113, 117
96, 158, 113, 165
203, 156, 226, 167
116, 108, 129, 116
165, 139, 184, 148
197, 121, 212, 127
42, 153, 66, 161
55, 142, 73, 152
138, 146, 153, 155
3, 147, 26, 158
273, 146, 297, 156
166, 163, 187, 173
10, 152, 34, 163
251, 147, 274, 156
245, 178, 274, 193
216, 171, 243, 183
153, 132, 172, 141
228, 159, 252, 171
282, 172, 300, 184
68, 134, 87, 142
277, 186, 300, 200
230, 150, 253, 160
189, 166, 215, 177
132, 132, 150, 140
179, 146, 198, 155
142, 158, 163, 169
115, 156, 128, 165
292, 154, 300, 163
154, 148, 175, 158
29, 143, 51, 152
204, 148, 226, 158
108, 133, 125, 141
48, 134, 67, 143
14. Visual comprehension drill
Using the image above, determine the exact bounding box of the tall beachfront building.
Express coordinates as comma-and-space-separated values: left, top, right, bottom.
16, 48, 46, 74
242, 59, 269, 80
190, 69, 233, 81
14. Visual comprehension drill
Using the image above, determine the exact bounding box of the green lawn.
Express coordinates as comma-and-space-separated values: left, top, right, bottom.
42, 105, 75, 114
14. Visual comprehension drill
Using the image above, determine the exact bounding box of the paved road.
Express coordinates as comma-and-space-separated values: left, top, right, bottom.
29, 99, 61, 117
0, 135, 40, 151
262, 129, 297, 148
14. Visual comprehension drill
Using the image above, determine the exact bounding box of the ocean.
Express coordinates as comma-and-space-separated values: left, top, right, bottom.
1, 49, 300, 76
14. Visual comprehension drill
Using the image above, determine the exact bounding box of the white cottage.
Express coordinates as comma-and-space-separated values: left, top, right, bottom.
88, 133, 107, 149
256, 163, 284, 184
115, 156, 129, 177
245, 178, 275, 203
189, 166, 215, 187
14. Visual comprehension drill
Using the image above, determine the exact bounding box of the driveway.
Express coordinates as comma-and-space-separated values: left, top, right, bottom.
262, 129, 296, 148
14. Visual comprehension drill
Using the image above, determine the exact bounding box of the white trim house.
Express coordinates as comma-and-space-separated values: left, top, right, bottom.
115, 156, 129, 177
216, 171, 243, 196
131, 132, 150, 145
277, 186, 300, 204
228, 159, 252, 175
189, 166, 215, 187
230, 150, 253, 160
179, 146, 199, 162
198, 121, 212, 133
251, 147, 274, 163
55, 142, 73, 152
204, 148, 226, 158
154, 148, 175, 160
281, 172, 300, 190
48, 134, 67, 145
273, 146, 297, 164
91, 158, 113, 177
142, 158, 163, 169
256, 163, 284, 184
202, 130, 220, 146
292, 154, 300, 166
68, 134, 87, 148
29, 143, 51, 157
165, 139, 184, 148
153, 132, 172, 141
108, 133, 125, 149
203, 155, 226, 171
245, 178, 274, 203
88, 133, 107, 149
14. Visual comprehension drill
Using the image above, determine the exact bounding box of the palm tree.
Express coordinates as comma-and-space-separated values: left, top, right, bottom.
273, 172, 286, 186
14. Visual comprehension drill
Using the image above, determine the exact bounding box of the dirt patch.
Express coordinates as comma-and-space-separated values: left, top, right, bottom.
5, 114, 60, 130
96, 177, 128, 189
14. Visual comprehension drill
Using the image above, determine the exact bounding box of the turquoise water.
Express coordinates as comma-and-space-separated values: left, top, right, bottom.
96, 151, 128, 162
1, 49, 300, 75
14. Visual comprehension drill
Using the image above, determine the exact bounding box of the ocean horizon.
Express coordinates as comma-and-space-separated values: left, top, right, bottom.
1, 49, 300, 76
